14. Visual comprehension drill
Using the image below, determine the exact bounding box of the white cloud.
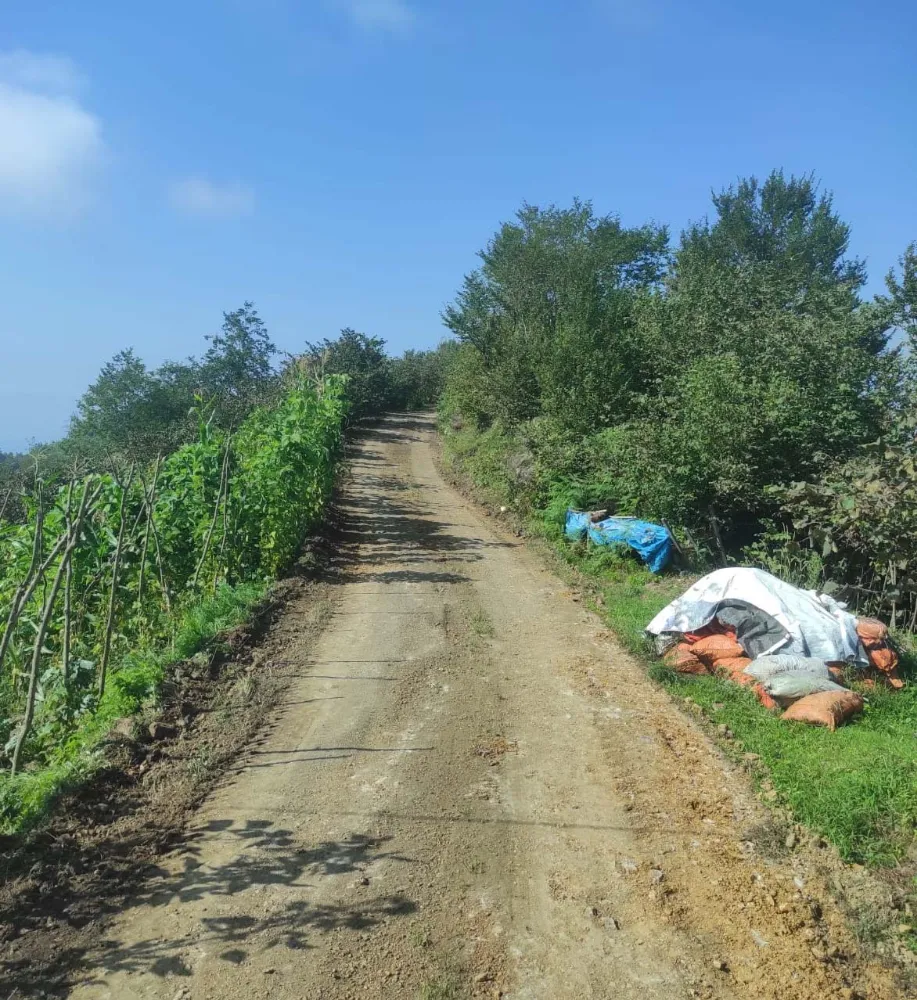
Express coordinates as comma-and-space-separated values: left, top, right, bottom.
169, 177, 255, 218
0, 51, 103, 218
337, 0, 415, 32
0, 50, 87, 94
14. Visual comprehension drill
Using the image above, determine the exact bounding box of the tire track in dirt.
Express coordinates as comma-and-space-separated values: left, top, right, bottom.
56, 414, 897, 1000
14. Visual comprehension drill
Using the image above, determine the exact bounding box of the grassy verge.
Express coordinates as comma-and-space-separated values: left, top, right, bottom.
440, 422, 917, 871
0, 581, 268, 837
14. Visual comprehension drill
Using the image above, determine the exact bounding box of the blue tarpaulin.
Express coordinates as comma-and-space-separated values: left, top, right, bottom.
564, 510, 592, 541
564, 509, 674, 574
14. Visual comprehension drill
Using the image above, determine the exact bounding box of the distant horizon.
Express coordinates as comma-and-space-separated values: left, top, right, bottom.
2, 0, 914, 450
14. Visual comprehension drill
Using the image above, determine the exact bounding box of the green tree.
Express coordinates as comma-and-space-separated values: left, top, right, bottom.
69, 349, 177, 460
68, 303, 279, 463
885, 242, 917, 347
388, 343, 455, 410
303, 329, 391, 421
440, 178, 900, 551
443, 200, 669, 432
199, 302, 278, 427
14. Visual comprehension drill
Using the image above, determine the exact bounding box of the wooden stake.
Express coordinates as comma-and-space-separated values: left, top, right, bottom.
61, 481, 75, 683
136, 456, 162, 614
0, 508, 70, 679
192, 441, 231, 592
11, 481, 94, 775
709, 515, 728, 568
97, 467, 135, 699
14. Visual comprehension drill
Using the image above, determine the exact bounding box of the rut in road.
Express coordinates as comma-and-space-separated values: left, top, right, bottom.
66, 414, 896, 1000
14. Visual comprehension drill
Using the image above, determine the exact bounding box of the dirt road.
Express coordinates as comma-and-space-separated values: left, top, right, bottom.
63, 415, 894, 1000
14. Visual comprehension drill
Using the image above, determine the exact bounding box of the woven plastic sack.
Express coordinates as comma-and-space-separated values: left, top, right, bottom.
744, 655, 831, 683
868, 646, 899, 674
782, 690, 865, 731
714, 656, 753, 679
866, 663, 906, 691
760, 672, 847, 707
664, 644, 708, 675
826, 663, 848, 684
856, 617, 889, 649
693, 635, 744, 667
753, 684, 779, 711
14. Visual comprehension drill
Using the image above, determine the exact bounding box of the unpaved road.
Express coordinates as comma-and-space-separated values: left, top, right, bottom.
63, 415, 895, 1000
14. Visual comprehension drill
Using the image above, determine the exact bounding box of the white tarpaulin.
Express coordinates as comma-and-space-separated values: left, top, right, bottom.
646, 567, 867, 665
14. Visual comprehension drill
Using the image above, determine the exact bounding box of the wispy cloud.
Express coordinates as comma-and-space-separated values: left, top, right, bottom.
0, 50, 104, 218
169, 177, 255, 218
0, 50, 88, 94
336, 0, 415, 33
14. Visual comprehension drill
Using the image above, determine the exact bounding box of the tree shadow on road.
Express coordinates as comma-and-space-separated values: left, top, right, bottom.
1, 819, 417, 996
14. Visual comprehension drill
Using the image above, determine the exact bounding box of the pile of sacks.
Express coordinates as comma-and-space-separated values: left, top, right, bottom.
649, 568, 905, 732
663, 626, 870, 729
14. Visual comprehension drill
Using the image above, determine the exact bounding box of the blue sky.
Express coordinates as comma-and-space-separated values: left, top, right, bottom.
1, 0, 914, 450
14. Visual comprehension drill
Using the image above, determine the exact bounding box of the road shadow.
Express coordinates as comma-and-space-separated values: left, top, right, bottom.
1, 819, 417, 996
0, 412, 479, 996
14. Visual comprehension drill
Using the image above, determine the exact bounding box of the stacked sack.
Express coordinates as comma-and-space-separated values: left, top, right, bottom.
660, 620, 893, 730
663, 623, 778, 710
743, 654, 864, 731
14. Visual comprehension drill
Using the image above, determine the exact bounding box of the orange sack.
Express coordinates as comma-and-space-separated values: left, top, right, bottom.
856, 617, 889, 649
714, 656, 753, 679
664, 644, 709, 675
868, 646, 899, 674
692, 634, 745, 667
865, 665, 906, 691
782, 690, 865, 731
753, 684, 779, 711
684, 621, 737, 643
885, 670, 906, 691
826, 663, 848, 684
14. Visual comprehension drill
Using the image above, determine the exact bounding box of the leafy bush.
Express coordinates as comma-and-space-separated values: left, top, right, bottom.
440, 173, 905, 556
757, 411, 917, 625
0, 371, 346, 802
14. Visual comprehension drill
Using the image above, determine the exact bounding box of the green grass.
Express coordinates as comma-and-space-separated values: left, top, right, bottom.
442, 423, 917, 869
469, 608, 495, 637
0, 580, 267, 837
417, 976, 462, 1000
660, 672, 917, 865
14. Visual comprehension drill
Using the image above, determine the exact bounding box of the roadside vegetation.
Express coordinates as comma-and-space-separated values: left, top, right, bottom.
437, 172, 917, 878
0, 308, 448, 836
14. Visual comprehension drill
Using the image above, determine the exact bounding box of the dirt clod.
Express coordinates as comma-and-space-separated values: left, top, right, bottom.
148, 720, 178, 741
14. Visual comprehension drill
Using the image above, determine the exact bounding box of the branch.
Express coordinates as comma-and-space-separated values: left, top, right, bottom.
61, 481, 75, 683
